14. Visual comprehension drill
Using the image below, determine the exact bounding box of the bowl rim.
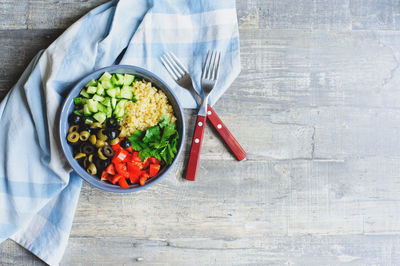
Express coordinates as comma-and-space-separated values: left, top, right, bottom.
59, 65, 185, 193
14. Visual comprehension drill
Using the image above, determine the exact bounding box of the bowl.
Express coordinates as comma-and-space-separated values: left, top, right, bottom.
59, 65, 185, 193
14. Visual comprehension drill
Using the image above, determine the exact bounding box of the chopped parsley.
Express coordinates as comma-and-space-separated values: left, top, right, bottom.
128, 114, 179, 165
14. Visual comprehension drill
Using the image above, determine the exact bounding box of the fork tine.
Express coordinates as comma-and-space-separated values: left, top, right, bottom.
205, 51, 214, 80
212, 52, 221, 80
167, 52, 188, 74
207, 51, 217, 80
165, 52, 185, 76
209, 51, 218, 80
161, 55, 179, 80
201, 51, 211, 80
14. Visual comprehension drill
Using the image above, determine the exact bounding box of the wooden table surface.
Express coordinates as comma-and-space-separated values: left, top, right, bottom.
2, 0, 400, 265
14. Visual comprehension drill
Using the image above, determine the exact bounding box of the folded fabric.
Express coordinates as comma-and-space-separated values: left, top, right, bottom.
0, 0, 240, 265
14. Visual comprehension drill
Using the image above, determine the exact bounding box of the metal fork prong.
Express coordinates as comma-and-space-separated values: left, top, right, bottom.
205, 51, 215, 80
165, 52, 185, 76
201, 51, 211, 80
161, 55, 180, 80
208, 51, 217, 80
212, 52, 221, 80
209, 51, 219, 80
167, 52, 188, 74
204, 51, 214, 80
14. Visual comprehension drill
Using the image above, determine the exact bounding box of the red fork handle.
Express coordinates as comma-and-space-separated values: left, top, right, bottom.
207, 105, 246, 161
185, 115, 207, 181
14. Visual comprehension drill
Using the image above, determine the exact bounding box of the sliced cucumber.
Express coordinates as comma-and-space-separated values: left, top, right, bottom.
73, 110, 83, 116
84, 117, 94, 124
106, 88, 117, 98
83, 104, 91, 116
86, 86, 97, 94
102, 80, 113, 90
92, 94, 104, 102
80, 89, 90, 98
74, 97, 84, 105
87, 99, 98, 113
85, 79, 97, 88
123, 74, 135, 85
115, 87, 121, 98
113, 100, 127, 118
111, 73, 124, 86
97, 83, 105, 96
120, 86, 133, 99
93, 112, 107, 124
101, 97, 111, 107
111, 98, 117, 109
106, 106, 112, 118
97, 102, 107, 113
99, 72, 112, 83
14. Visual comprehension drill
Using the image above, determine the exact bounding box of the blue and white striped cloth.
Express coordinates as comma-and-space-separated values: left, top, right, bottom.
0, 0, 240, 264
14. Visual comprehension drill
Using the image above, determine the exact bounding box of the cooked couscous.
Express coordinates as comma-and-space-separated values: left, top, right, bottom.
120, 80, 176, 135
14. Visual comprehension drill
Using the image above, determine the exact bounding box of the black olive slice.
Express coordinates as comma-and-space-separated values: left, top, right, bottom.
120, 139, 131, 148
68, 113, 82, 125
101, 145, 114, 158
80, 143, 95, 154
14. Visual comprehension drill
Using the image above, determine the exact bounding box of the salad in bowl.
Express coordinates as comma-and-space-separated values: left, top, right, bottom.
59, 65, 185, 193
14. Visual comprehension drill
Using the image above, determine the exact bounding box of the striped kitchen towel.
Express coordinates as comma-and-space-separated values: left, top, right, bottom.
0, 0, 240, 265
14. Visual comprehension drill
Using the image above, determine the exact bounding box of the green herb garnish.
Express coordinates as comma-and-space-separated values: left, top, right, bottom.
128, 114, 179, 165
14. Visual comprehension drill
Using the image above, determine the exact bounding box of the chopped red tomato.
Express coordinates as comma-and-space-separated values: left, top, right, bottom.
110, 174, 123, 184
142, 158, 150, 169
149, 164, 160, 177
139, 172, 149, 186
105, 164, 116, 175
100, 171, 109, 181
126, 146, 133, 153
115, 162, 129, 178
149, 157, 160, 165
112, 149, 129, 163
118, 177, 129, 188
130, 152, 141, 163
127, 162, 141, 177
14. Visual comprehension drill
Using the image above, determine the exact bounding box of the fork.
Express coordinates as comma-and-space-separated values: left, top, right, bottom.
182, 51, 220, 181
161, 52, 246, 162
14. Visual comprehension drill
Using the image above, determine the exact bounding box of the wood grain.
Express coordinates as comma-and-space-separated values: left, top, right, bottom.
2, 0, 400, 265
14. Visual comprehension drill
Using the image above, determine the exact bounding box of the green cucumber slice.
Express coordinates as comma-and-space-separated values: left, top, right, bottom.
99, 72, 112, 83
74, 97, 83, 105
86, 86, 97, 94
111, 73, 124, 86
85, 79, 97, 87
84, 117, 94, 124
97, 83, 105, 96
97, 102, 107, 113
87, 99, 98, 113
101, 80, 113, 90
93, 112, 107, 124
111, 98, 117, 109
115, 87, 121, 98
113, 100, 127, 118
123, 74, 135, 85
101, 97, 111, 107
106, 106, 112, 118
120, 86, 133, 99
83, 104, 91, 116
92, 94, 104, 102
106, 88, 117, 98
73, 110, 83, 116
80, 89, 90, 98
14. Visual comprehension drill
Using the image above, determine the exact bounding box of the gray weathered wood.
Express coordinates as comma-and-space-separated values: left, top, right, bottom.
2, 0, 400, 265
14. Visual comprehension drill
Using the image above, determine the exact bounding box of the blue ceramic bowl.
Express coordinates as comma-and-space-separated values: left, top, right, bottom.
59, 65, 185, 193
